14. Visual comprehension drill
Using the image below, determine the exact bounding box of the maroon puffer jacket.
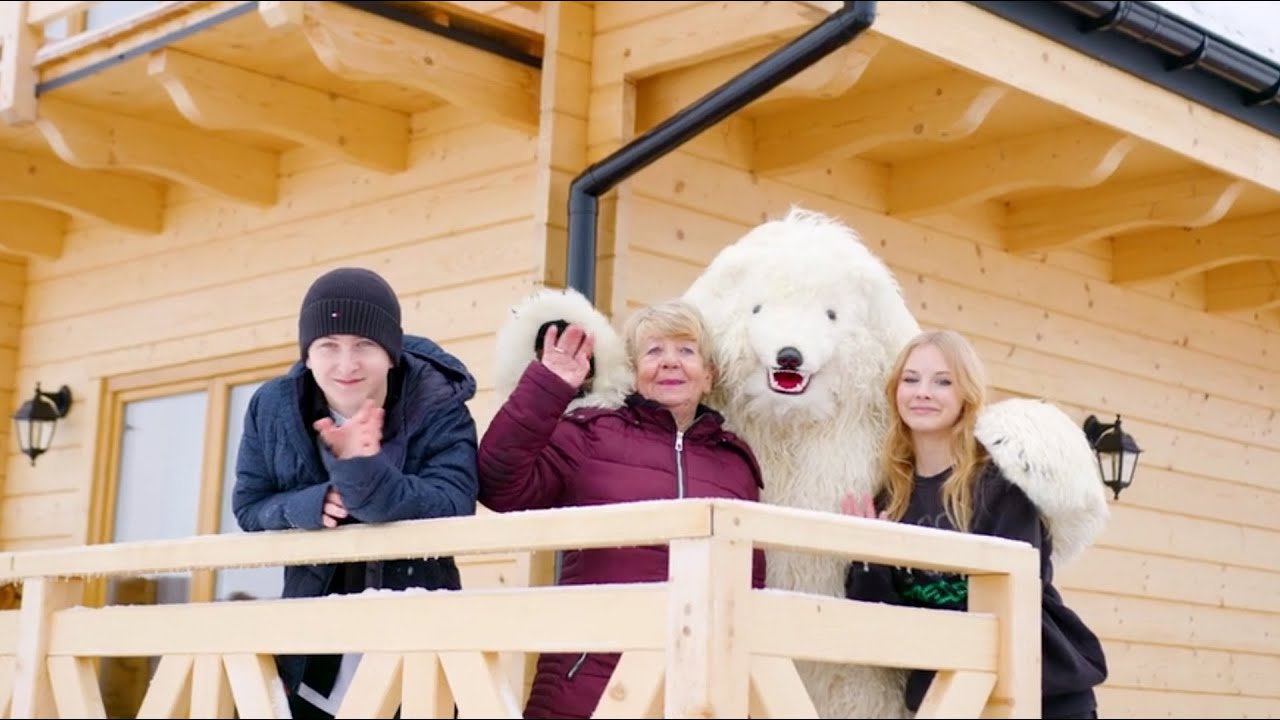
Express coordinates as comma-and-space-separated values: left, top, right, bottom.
478, 361, 767, 719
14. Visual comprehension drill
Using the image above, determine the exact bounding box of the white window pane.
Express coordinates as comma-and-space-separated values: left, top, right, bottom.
215, 380, 284, 602
85, 2, 161, 31
42, 17, 68, 40
113, 391, 206, 544
110, 391, 207, 609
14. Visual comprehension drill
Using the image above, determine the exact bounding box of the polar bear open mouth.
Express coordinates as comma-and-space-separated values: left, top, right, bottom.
768, 368, 811, 394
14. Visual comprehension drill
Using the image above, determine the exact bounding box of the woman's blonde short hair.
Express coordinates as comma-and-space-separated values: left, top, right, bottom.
622, 299, 715, 369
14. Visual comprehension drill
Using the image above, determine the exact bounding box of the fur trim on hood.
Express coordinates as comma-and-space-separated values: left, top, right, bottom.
975, 397, 1110, 568
493, 287, 631, 412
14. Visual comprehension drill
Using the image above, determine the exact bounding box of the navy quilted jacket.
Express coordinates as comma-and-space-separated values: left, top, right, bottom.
233, 335, 479, 691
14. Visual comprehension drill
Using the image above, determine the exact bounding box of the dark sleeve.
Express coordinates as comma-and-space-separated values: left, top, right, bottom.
232, 391, 328, 532
750, 549, 767, 589
976, 474, 1044, 550
845, 560, 905, 605
477, 361, 586, 511
844, 490, 907, 604
331, 398, 479, 523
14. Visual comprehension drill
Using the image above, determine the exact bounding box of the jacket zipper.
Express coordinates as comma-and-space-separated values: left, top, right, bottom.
675, 430, 686, 499
566, 652, 589, 679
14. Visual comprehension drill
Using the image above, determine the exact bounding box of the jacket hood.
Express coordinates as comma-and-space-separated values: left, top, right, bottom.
493, 288, 631, 413
398, 334, 478, 405
289, 334, 477, 408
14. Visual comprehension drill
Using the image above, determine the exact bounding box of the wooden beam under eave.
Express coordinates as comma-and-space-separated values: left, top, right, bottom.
35, 97, 278, 207
1113, 211, 1280, 285
0, 3, 38, 125
0, 147, 164, 233
888, 123, 1137, 220
754, 70, 1009, 176
1204, 261, 1280, 313
596, 1, 831, 82
1005, 169, 1245, 254
267, 1, 539, 134
639, 35, 887, 128
0, 202, 65, 259
148, 49, 409, 174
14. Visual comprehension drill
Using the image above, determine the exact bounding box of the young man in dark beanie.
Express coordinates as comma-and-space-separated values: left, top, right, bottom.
232, 266, 479, 719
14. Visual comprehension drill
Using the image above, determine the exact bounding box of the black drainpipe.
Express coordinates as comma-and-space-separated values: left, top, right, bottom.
565, 1, 878, 303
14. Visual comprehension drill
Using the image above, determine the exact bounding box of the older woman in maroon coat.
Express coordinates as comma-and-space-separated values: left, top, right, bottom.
478, 298, 766, 720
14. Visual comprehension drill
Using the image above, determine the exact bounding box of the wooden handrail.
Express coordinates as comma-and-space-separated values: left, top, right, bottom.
0, 499, 1034, 580
0, 498, 1042, 718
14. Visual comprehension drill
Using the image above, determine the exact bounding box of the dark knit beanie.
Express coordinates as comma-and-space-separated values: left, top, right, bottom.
298, 267, 403, 362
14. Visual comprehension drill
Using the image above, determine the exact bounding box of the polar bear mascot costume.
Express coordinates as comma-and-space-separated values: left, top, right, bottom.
680, 206, 1108, 718
489, 208, 1108, 718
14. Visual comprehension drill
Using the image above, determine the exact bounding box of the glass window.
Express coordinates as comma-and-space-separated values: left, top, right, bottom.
110, 391, 207, 606
85, 1, 161, 31
214, 380, 284, 602
113, 391, 207, 543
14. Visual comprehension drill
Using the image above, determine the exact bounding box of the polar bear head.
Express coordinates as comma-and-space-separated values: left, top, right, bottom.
684, 207, 921, 431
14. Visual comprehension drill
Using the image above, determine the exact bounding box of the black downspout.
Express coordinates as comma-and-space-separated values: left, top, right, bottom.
565, 1, 878, 303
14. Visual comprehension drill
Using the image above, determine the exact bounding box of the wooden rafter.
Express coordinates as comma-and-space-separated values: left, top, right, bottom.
1113, 211, 1280, 285
640, 35, 887, 127
0, 3, 38, 125
1005, 169, 1245, 253
0, 202, 65, 259
0, 146, 163, 233
35, 97, 278, 206
597, 1, 833, 81
148, 48, 408, 173
261, 0, 540, 133
1204, 261, 1280, 313
888, 123, 1137, 219
754, 70, 1009, 175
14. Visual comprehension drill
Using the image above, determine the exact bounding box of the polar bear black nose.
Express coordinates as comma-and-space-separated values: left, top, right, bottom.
776, 346, 803, 369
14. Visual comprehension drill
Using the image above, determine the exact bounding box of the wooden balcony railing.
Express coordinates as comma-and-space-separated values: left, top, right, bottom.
0, 498, 1041, 719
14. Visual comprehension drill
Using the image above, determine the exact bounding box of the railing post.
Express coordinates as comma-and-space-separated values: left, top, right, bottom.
968, 551, 1041, 719
664, 535, 752, 718
0, 2, 38, 125
12, 577, 84, 719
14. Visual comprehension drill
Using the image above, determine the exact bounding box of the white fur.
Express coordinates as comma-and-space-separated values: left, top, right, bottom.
683, 207, 920, 719
976, 398, 1110, 568
492, 287, 631, 412
680, 207, 1109, 718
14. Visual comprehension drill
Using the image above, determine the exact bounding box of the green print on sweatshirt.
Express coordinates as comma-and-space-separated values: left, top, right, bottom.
899, 576, 969, 606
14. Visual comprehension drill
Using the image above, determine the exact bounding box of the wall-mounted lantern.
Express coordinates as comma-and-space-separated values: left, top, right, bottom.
11, 384, 72, 466
1083, 414, 1142, 500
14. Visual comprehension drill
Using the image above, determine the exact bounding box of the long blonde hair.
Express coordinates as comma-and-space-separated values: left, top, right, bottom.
880, 330, 988, 531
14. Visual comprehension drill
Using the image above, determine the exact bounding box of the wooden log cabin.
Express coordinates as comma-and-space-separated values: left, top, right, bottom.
0, 1, 1277, 717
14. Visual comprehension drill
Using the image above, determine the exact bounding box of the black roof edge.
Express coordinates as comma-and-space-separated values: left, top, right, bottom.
967, 1, 1280, 139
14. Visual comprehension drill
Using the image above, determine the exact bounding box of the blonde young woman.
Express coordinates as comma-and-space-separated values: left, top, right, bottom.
842, 329, 1108, 720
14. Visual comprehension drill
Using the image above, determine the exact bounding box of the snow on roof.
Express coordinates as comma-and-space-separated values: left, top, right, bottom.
1148, 1, 1280, 65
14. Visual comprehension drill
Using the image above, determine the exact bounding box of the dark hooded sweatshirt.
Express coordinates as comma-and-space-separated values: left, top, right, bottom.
233, 335, 480, 695
845, 461, 1108, 719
